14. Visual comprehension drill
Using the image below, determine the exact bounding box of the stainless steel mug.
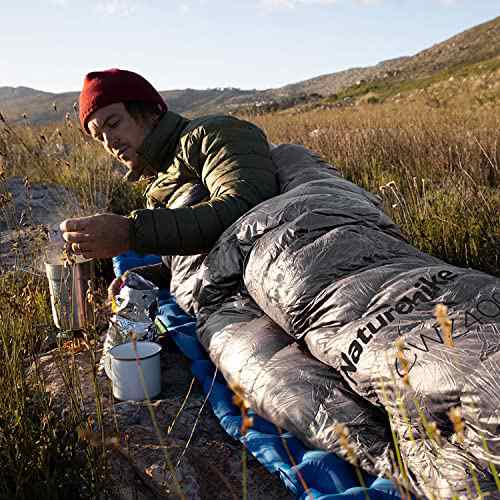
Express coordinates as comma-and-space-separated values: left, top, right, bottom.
45, 258, 95, 330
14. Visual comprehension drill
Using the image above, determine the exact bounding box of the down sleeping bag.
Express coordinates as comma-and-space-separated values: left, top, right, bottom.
166, 144, 500, 499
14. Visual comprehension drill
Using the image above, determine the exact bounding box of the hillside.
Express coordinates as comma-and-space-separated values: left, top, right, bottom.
272, 57, 409, 97
396, 15, 500, 79
0, 86, 270, 124
275, 15, 500, 97
0, 86, 54, 100
1, 15, 499, 124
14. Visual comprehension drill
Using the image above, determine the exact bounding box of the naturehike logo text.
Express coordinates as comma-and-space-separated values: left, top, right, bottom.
340, 269, 458, 385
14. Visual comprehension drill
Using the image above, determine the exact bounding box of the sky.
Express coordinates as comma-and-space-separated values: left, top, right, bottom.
1, 0, 499, 93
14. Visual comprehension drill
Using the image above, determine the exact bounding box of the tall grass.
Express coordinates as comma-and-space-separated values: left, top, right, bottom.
0, 114, 145, 219
0, 113, 141, 499
252, 102, 499, 276
0, 271, 105, 499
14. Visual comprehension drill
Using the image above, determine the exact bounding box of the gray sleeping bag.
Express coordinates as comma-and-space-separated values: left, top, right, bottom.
170, 144, 500, 499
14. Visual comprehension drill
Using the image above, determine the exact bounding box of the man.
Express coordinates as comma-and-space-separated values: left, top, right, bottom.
60, 68, 278, 294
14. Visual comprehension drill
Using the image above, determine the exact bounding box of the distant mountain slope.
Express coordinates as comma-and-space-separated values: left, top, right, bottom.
0, 86, 267, 124
269, 15, 500, 97
0, 88, 76, 124
271, 57, 409, 97
0, 86, 54, 100
160, 87, 269, 115
397, 15, 500, 78
1, 15, 499, 124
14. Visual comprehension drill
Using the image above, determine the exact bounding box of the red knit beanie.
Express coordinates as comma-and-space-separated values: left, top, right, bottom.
79, 68, 168, 132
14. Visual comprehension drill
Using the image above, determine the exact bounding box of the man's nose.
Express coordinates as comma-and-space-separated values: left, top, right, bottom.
102, 132, 117, 150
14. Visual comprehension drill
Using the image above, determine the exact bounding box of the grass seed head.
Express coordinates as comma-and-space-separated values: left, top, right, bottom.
130, 332, 138, 351
395, 337, 411, 386
86, 280, 95, 305
448, 406, 465, 444
435, 304, 453, 347
334, 423, 358, 465
230, 382, 254, 435
424, 420, 442, 446
62, 245, 76, 268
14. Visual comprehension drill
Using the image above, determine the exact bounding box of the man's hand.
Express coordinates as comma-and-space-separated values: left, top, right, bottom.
60, 213, 131, 259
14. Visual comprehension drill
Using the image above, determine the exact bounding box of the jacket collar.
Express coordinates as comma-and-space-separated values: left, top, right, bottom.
137, 110, 190, 174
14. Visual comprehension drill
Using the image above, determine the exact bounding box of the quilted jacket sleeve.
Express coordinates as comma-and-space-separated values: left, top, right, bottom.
129, 117, 278, 255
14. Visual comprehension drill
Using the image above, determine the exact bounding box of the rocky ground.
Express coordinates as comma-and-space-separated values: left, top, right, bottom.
37, 338, 292, 499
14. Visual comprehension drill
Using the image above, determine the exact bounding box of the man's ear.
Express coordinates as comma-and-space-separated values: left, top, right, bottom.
151, 106, 163, 127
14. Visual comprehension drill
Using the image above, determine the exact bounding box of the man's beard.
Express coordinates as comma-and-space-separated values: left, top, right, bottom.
123, 159, 156, 183
124, 124, 158, 182
124, 168, 142, 182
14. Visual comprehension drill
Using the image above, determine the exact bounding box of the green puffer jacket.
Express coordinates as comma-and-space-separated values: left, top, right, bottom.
128, 111, 278, 255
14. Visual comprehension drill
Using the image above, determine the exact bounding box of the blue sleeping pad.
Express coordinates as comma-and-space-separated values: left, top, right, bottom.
114, 251, 400, 499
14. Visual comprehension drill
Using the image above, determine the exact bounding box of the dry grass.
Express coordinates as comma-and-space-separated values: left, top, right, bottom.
252, 101, 500, 276
0, 114, 145, 218
0, 271, 105, 499
0, 113, 142, 499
